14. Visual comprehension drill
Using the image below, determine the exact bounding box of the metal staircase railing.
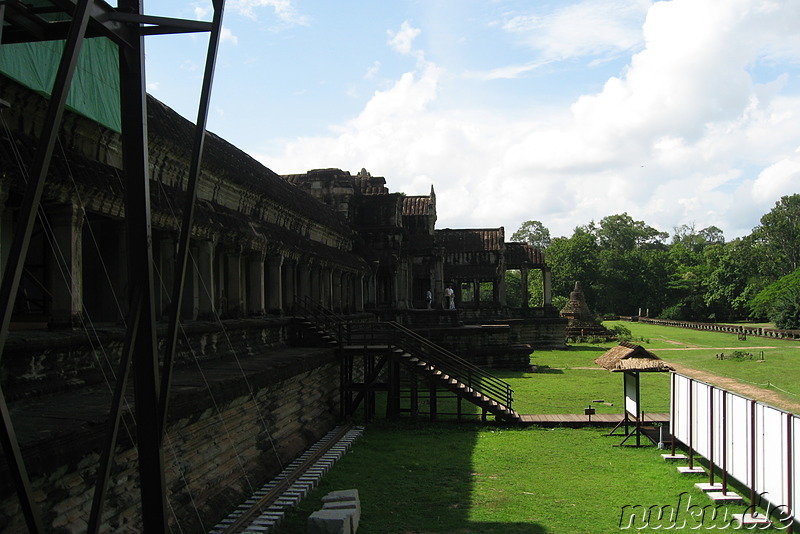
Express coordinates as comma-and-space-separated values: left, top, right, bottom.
293, 296, 346, 334
340, 320, 514, 410
293, 298, 516, 415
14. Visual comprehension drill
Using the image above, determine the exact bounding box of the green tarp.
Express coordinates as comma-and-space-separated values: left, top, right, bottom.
0, 38, 121, 132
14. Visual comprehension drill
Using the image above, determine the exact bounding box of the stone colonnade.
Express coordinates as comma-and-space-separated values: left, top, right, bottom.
4, 194, 367, 326
452, 267, 552, 310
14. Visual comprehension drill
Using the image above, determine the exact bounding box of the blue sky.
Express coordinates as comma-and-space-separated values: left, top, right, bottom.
143, 0, 800, 240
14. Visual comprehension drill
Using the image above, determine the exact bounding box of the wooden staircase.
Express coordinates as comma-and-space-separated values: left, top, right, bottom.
395, 349, 521, 422
293, 297, 521, 423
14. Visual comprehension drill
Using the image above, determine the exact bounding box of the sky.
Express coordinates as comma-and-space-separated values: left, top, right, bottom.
143, 0, 800, 241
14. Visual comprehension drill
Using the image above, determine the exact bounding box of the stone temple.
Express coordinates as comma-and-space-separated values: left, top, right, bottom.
0, 34, 567, 531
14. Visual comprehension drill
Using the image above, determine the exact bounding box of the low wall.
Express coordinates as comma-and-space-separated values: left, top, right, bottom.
418, 324, 531, 370
0, 320, 340, 533
635, 317, 800, 341
1, 318, 291, 401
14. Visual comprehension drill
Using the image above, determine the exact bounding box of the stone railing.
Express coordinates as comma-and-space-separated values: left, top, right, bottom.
633, 317, 800, 341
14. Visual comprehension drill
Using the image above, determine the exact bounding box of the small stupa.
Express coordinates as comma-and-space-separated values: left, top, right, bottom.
559, 281, 612, 339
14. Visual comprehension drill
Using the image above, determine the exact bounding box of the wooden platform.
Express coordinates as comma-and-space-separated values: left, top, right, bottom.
518, 412, 669, 426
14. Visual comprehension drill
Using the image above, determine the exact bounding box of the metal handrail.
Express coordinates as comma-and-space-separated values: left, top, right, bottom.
388, 321, 513, 407
294, 300, 515, 411
294, 296, 344, 334
341, 321, 514, 409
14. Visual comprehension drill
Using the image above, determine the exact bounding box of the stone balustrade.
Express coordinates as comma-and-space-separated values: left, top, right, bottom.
632, 317, 800, 341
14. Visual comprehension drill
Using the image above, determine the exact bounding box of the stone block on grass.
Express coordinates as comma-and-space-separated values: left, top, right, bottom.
323, 500, 360, 531
321, 489, 359, 503
307, 509, 354, 534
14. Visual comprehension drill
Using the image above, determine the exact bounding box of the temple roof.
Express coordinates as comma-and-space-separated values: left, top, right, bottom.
146, 98, 352, 236
435, 228, 504, 252
504, 241, 546, 267
354, 168, 389, 195
402, 195, 434, 216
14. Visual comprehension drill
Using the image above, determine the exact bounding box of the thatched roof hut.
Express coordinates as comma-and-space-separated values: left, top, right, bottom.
595, 341, 673, 372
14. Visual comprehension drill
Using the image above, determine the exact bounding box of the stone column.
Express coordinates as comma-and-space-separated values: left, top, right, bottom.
473, 279, 481, 309
106, 221, 129, 321
393, 263, 404, 309
180, 241, 199, 320
282, 258, 295, 312
309, 264, 320, 305
321, 267, 332, 309
331, 268, 342, 312
226, 248, 243, 317
297, 261, 310, 303
520, 268, 530, 308
366, 262, 379, 309
47, 203, 84, 327
195, 239, 215, 319
248, 252, 265, 315
157, 232, 176, 319
355, 274, 365, 312
543, 268, 552, 307
267, 253, 284, 314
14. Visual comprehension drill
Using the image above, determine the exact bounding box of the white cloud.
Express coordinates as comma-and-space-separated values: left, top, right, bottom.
229, 0, 309, 25
221, 26, 238, 45
258, 0, 800, 240
364, 61, 381, 80
752, 155, 800, 204
501, 0, 651, 61
464, 59, 552, 81
387, 21, 421, 56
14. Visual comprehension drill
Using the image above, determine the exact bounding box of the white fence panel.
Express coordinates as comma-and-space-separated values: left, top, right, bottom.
727, 392, 751, 486
759, 406, 787, 508
693, 381, 712, 458
793, 416, 799, 525
671, 374, 690, 445
671, 373, 797, 526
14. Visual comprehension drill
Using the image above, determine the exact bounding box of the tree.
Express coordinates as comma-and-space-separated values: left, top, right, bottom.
546, 227, 599, 306
699, 225, 725, 246
704, 237, 765, 320
594, 213, 668, 252
748, 267, 800, 320
754, 194, 800, 276
771, 289, 800, 329
511, 220, 551, 250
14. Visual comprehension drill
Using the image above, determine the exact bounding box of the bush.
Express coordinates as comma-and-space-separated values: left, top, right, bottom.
551, 295, 568, 311
658, 303, 688, 320
770, 289, 800, 330
608, 324, 632, 341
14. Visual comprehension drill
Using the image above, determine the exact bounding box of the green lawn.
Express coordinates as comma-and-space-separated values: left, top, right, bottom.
274, 323, 799, 533
605, 320, 800, 404
278, 422, 770, 533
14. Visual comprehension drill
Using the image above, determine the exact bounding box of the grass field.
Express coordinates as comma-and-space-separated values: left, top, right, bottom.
274, 323, 799, 533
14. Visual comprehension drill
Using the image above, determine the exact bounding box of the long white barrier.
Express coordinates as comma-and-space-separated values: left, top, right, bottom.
671, 373, 797, 525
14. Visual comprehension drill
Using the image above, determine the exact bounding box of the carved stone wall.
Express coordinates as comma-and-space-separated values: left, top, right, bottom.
0, 342, 340, 533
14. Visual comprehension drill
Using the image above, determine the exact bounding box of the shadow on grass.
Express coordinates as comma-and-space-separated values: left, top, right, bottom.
530, 365, 564, 374
277, 420, 547, 533
561, 344, 611, 352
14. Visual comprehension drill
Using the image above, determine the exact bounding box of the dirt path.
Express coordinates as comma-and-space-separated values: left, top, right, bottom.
662, 360, 800, 415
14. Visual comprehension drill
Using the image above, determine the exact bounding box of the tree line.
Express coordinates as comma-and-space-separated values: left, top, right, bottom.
509, 194, 800, 329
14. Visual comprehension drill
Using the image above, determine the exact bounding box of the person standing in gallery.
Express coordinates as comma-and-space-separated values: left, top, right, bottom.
445, 285, 455, 310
